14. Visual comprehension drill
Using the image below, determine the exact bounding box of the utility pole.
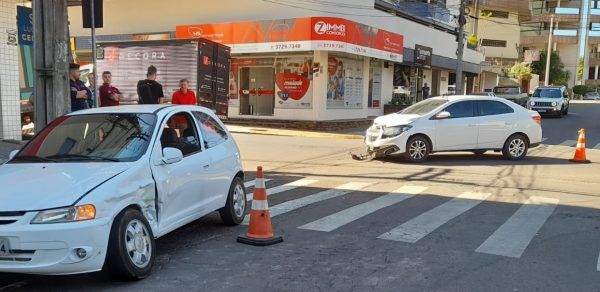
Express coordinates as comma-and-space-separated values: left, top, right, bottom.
456, 0, 467, 95
90, 0, 99, 107
33, 0, 70, 128
545, 15, 555, 86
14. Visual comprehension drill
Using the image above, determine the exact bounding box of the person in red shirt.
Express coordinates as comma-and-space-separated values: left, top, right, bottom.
99, 71, 122, 107
171, 79, 197, 105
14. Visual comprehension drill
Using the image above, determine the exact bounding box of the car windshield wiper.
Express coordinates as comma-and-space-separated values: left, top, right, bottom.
11, 155, 56, 162
46, 154, 121, 162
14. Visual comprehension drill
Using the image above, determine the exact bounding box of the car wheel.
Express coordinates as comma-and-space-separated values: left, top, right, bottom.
219, 176, 247, 225
105, 208, 155, 280
473, 150, 486, 155
564, 106, 569, 115
502, 134, 528, 161
404, 136, 430, 163
557, 107, 564, 118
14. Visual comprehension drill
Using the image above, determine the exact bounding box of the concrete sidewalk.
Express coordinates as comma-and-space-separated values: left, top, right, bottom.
226, 124, 366, 140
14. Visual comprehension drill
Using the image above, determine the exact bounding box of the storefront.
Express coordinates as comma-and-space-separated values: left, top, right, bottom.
176, 17, 402, 121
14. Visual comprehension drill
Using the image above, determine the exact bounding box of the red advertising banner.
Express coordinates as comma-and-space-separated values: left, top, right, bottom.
176, 17, 403, 61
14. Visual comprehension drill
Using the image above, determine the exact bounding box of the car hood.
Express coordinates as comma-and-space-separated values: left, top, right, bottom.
531, 97, 562, 103
0, 162, 132, 211
374, 113, 421, 127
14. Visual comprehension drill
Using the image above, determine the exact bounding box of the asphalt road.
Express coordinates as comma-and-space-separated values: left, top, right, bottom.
1, 103, 600, 291
541, 101, 600, 149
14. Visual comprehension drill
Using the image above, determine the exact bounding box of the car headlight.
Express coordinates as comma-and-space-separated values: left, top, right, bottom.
382, 125, 412, 138
552, 102, 558, 107
530, 101, 536, 106
31, 204, 96, 224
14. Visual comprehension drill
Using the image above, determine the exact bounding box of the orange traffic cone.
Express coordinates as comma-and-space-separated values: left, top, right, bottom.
569, 128, 591, 164
237, 166, 283, 246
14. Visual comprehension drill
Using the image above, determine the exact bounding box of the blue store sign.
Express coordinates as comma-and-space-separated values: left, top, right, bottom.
17, 6, 33, 46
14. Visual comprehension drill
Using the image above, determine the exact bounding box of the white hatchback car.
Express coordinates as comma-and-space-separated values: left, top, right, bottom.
0, 105, 246, 279
365, 96, 542, 162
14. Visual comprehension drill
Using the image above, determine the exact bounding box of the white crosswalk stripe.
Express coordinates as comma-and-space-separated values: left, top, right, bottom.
244, 179, 271, 189
559, 140, 577, 147
242, 182, 372, 225
246, 178, 318, 201
299, 185, 427, 232
378, 192, 491, 243
476, 196, 559, 258
593, 143, 600, 150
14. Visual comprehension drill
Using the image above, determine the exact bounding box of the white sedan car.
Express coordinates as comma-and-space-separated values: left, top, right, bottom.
365, 96, 542, 162
0, 105, 246, 279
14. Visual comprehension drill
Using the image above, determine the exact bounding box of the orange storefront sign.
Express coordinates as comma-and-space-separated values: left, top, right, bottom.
176, 17, 403, 62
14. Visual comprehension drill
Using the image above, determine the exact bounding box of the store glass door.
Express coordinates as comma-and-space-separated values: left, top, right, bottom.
239, 67, 275, 116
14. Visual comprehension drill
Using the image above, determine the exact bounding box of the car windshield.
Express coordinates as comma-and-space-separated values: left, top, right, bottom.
12, 113, 156, 163
400, 99, 449, 115
493, 87, 519, 94
533, 88, 562, 98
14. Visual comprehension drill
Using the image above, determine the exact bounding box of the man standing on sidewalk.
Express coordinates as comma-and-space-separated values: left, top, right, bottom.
137, 65, 164, 104
99, 71, 122, 107
69, 63, 92, 112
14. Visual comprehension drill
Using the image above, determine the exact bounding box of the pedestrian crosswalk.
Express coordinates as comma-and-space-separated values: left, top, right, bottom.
241, 177, 579, 264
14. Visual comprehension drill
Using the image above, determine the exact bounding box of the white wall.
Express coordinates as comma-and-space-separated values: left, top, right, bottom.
558, 44, 579, 88
481, 72, 498, 91
0, 0, 21, 140
439, 70, 450, 95
68, 0, 483, 65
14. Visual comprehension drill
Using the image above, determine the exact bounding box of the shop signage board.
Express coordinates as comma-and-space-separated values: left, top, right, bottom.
414, 45, 432, 69
17, 6, 33, 46
327, 56, 363, 109
176, 17, 404, 62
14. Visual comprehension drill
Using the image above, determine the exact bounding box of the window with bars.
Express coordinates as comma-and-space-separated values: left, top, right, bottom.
481, 39, 507, 47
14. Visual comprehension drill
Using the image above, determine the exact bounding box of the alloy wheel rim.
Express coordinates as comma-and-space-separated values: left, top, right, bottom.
409, 140, 427, 159
125, 219, 152, 268
509, 138, 526, 157
233, 184, 246, 218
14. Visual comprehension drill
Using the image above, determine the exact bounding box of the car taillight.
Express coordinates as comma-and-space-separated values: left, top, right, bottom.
532, 116, 542, 125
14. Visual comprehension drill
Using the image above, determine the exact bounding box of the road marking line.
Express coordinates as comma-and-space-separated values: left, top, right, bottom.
378, 192, 491, 243
542, 138, 548, 143
596, 252, 600, 272
246, 178, 318, 201
475, 196, 558, 258
298, 186, 427, 232
242, 182, 372, 225
593, 143, 600, 150
244, 179, 271, 189
559, 140, 577, 147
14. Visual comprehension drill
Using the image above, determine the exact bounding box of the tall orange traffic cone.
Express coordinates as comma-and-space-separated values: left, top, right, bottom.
569, 128, 591, 164
237, 166, 283, 246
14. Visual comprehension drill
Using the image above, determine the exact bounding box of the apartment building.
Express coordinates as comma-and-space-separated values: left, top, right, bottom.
520, 0, 582, 88
585, 0, 600, 85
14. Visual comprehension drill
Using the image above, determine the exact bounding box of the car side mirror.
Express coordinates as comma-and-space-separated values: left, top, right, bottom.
162, 147, 183, 165
8, 150, 18, 160
434, 111, 451, 120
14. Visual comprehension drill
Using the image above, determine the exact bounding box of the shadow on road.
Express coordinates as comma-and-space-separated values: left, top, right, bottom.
376, 153, 572, 167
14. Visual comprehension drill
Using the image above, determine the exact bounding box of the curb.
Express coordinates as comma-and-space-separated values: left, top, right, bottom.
228, 128, 364, 140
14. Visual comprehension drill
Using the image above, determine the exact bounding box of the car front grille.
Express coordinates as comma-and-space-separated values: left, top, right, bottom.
0, 250, 35, 262
0, 211, 25, 225
534, 102, 553, 107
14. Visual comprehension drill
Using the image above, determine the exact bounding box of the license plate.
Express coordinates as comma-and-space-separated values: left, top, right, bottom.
537, 109, 547, 113
0, 238, 10, 256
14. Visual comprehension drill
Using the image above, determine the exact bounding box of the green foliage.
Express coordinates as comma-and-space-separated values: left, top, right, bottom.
573, 85, 592, 97
509, 63, 532, 81
531, 50, 571, 86
577, 57, 584, 84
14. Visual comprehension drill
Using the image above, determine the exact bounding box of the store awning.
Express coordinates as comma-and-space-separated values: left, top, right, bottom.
176, 17, 403, 62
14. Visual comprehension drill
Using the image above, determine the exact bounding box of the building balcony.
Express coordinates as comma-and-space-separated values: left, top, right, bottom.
523, 7, 581, 23
588, 30, 600, 45
588, 52, 600, 67
590, 8, 600, 23
521, 29, 579, 45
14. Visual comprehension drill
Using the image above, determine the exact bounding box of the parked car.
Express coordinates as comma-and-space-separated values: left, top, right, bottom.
492, 86, 529, 107
0, 105, 246, 279
470, 92, 497, 97
527, 85, 570, 118
365, 96, 542, 162
583, 92, 600, 100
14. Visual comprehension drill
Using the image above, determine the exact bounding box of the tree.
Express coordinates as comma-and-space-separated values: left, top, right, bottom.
531, 50, 571, 86
577, 57, 584, 85
509, 63, 532, 81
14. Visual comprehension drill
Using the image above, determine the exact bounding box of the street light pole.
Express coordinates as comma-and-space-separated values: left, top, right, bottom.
545, 14, 554, 86
456, 0, 466, 95
90, 0, 99, 108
